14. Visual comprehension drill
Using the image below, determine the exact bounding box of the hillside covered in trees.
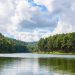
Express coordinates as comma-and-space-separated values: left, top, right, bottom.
0, 32, 75, 53
0, 33, 29, 53
38, 32, 75, 53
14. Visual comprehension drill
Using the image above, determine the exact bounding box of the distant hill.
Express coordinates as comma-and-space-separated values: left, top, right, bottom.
0, 33, 29, 53
27, 42, 38, 52
38, 32, 75, 53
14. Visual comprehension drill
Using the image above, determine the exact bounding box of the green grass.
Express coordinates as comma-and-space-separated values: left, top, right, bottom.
34, 51, 75, 55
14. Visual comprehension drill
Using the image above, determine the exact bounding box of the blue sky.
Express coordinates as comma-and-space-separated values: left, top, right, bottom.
0, 0, 75, 42
28, 0, 48, 11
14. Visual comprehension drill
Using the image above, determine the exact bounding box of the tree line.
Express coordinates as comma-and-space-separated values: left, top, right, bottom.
0, 32, 75, 53
38, 32, 75, 53
0, 33, 29, 53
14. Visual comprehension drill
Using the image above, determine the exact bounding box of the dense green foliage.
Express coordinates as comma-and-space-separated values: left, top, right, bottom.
0, 32, 75, 53
27, 42, 38, 52
38, 32, 75, 53
0, 33, 29, 53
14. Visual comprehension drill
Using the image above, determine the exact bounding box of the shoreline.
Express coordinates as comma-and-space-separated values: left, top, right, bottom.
34, 51, 75, 55
0, 52, 75, 55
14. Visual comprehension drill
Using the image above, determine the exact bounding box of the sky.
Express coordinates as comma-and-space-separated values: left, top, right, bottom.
0, 0, 75, 42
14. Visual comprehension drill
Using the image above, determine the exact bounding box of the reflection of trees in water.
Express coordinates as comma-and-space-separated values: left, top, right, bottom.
0, 58, 39, 75
0, 57, 75, 75
39, 58, 75, 74
0, 58, 21, 71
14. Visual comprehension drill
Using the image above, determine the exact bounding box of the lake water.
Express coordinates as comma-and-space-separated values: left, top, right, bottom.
0, 53, 75, 75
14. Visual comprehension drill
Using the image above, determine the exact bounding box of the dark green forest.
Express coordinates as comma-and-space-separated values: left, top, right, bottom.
0, 33, 29, 53
38, 32, 75, 53
0, 32, 75, 53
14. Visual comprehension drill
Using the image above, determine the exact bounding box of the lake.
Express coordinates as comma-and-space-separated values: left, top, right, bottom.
0, 53, 75, 75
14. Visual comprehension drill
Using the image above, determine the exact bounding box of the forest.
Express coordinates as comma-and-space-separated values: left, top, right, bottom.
0, 32, 75, 53
0, 33, 29, 53
38, 32, 75, 53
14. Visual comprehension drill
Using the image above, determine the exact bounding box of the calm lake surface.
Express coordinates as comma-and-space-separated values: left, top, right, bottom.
0, 53, 75, 75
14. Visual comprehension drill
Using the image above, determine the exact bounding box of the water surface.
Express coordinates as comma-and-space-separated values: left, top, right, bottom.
0, 53, 75, 75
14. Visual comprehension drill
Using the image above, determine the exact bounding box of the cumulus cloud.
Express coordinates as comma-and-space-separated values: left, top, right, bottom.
0, 0, 75, 42
52, 0, 75, 34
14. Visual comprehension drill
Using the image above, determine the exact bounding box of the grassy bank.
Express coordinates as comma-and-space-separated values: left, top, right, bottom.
34, 51, 75, 55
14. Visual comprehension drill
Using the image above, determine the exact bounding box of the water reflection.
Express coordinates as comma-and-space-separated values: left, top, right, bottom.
0, 58, 42, 75
39, 58, 75, 75
0, 56, 75, 75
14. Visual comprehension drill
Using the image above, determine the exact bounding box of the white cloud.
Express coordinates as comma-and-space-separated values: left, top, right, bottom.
52, 0, 75, 35
0, 0, 75, 42
10, 31, 41, 42
53, 21, 73, 34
